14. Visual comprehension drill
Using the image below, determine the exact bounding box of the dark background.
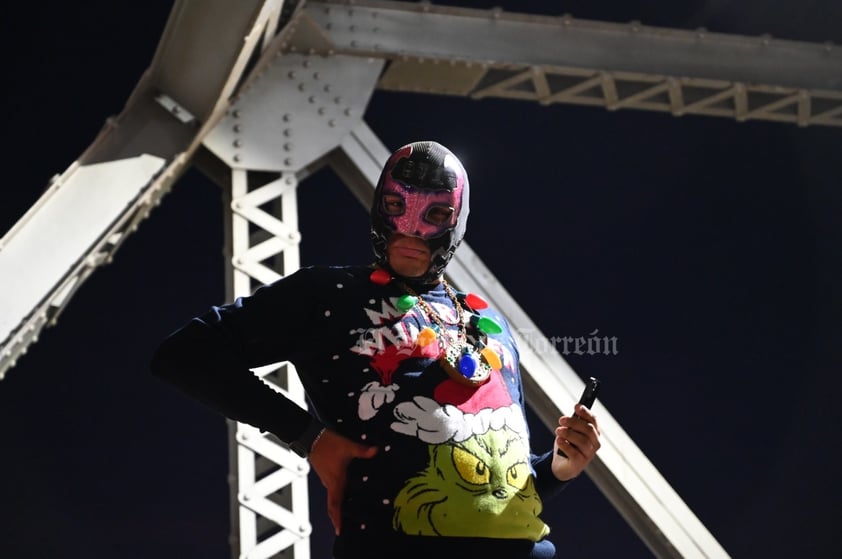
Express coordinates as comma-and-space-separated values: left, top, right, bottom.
1, 1, 840, 558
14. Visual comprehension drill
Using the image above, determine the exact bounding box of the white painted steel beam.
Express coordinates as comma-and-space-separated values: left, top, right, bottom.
225, 169, 314, 559
293, 0, 842, 127
0, 0, 283, 379
0, 156, 165, 378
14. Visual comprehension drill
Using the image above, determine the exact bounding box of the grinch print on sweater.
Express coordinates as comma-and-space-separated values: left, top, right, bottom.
350, 294, 549, 541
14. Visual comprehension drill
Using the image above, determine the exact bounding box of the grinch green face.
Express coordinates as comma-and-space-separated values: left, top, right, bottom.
393, 426, 549, 541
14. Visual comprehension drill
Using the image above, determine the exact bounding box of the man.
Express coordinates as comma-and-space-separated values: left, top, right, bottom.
151, 140, 601, 558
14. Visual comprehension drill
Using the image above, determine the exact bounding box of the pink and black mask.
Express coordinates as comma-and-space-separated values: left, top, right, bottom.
370, 141, 470, 283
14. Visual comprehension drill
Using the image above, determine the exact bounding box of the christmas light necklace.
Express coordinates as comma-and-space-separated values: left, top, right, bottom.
370, 267, 502, 386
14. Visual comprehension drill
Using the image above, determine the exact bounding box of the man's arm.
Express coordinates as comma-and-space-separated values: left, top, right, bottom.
150, 316, 316, 443
150, 271, 320, 446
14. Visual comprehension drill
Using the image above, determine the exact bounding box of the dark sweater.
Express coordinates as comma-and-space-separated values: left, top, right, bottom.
151, 265, 566, 558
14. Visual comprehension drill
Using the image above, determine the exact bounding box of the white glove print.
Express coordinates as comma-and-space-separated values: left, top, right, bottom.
357, 381, 399, 420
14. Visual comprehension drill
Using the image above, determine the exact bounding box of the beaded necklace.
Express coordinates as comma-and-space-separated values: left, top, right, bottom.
397, 279, 496, 387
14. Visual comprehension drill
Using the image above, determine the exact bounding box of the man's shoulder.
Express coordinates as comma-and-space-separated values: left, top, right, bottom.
278, 264, 377, 293
295, 264, 373, 282
251, 264, 376, 304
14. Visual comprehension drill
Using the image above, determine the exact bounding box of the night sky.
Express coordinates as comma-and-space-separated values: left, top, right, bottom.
1, 1, 840, 558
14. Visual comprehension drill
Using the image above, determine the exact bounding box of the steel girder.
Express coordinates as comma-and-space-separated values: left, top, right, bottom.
224, 168, 315, 558
297, 0, 842, 127
0, 0, 285, 379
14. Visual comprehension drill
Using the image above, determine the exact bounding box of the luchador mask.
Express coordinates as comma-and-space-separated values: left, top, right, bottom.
370, 141, 470, 282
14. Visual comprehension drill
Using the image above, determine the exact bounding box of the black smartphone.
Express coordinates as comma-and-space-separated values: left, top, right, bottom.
574, 376, 601, 417
557, 377, 601, 457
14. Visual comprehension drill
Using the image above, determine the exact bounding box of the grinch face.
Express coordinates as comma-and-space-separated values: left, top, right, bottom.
392, 426, 548, 541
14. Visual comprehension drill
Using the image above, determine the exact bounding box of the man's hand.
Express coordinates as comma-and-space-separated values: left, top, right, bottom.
308, 429, 378, 535
552, 403, 601, 481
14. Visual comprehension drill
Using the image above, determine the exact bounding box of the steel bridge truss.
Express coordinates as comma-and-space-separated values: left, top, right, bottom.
3, 1, 841, 558
225, 168, 312, 558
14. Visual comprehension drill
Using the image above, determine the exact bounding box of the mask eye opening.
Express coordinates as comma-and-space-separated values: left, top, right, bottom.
424, 205, 454, 226
382, 194, 406, 216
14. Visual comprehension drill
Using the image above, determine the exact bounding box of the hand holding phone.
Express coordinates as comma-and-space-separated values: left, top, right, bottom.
557, 376, 601, 457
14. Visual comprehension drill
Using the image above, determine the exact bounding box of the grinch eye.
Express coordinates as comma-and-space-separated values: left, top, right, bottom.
452, 446, 490, 485
506, 461, 530, 490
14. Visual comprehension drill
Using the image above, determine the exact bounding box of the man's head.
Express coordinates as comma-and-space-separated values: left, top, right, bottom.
370, 141, 470, 282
